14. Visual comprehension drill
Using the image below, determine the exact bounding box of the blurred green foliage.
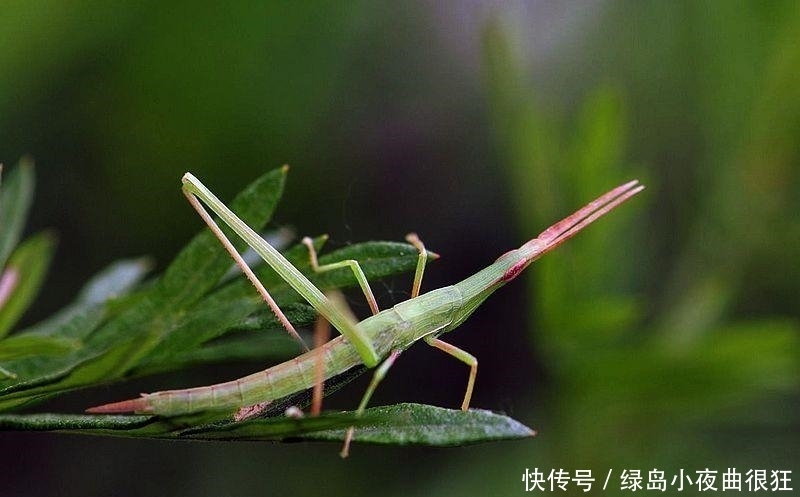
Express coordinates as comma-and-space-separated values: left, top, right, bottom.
468, 5, 800, 494
1, 1, 798, 496
0, 161, 56, 343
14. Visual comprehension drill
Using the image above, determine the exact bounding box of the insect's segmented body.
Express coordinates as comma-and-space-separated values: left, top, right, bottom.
101, 243, 545, 416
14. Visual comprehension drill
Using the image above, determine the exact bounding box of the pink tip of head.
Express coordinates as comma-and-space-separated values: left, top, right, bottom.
518, 179, 644, 263
544, 181, 642, 244
537, 180, 643, 245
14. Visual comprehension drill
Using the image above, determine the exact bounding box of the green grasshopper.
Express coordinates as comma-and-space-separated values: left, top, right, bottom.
88, 170, 643, 456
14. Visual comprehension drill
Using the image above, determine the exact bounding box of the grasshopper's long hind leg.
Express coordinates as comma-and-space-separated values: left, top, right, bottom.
311, 311, 332, 416
312, 291, 357, 416
183, 189, 309, 351
302, 236, 380, 315
424, 337, 477, 410
341, 349, 402, 458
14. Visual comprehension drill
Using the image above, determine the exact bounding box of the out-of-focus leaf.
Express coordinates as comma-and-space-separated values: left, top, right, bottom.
76, 258, 154, 306
0, 158, 34, 270
16, 257, 152, 341
562, 319, 800, 424
568, 86, 628, 202
0, 258, 151, 408
483, 19, 558, 230
0, 231, 57, 337
0, 335, 78, 361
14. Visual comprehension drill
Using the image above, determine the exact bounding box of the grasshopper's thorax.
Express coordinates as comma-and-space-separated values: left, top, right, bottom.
444, 246, 530, 332
388, 286, 463, 347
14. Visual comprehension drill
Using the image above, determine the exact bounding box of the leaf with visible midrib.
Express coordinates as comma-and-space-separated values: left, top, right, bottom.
0, 403, 536, 447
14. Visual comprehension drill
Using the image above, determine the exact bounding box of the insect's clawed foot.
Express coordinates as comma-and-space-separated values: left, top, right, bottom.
405, 233, 439, 259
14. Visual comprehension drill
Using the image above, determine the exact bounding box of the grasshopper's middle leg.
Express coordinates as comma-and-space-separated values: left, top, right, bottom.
340, 349, 402, 458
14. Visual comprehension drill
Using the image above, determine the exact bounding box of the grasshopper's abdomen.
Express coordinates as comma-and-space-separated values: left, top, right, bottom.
142, 338, 362, 415
90, 288, 462, 416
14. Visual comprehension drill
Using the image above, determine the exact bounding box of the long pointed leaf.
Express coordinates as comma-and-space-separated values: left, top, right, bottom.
0, 158, 35, 270
0, 403, 536, 447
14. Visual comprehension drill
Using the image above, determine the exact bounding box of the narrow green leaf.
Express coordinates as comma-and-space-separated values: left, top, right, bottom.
0, 335, 78, 361
0, 410, 366, 440
75, 257, 154, 306
178, 411, 370, 441
304, 404, 537, 446
0, 231, 57, 337
0, 158, 35, 271
0, 403, 536, 447
132, 302, 316, 374
0, 412, 154, 431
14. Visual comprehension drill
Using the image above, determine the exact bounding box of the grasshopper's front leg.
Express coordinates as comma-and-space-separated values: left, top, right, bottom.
302, 232, 437, 315
302, 236, 380, 315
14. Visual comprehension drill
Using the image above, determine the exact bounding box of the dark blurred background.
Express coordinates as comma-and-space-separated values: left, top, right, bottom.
2, 1, 799, 496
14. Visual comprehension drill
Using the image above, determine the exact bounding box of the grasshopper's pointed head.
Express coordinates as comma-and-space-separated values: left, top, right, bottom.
504, 180, 644, 283
448, 180, 643, 334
